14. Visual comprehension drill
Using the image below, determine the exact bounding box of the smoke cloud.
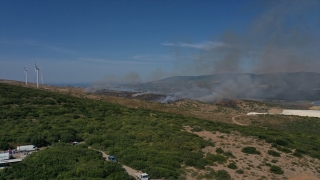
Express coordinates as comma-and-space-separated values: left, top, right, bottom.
90, 1, 320, 103
156, 0, 320, 102
188, 0, 320, 75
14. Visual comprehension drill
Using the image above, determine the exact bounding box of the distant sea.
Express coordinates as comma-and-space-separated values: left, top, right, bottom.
313, 101, 320, 106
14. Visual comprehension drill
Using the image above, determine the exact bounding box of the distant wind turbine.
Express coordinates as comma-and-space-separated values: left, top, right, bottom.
41, 73, 44, 84
35, 63, 40, 88
24, 67, 28, 85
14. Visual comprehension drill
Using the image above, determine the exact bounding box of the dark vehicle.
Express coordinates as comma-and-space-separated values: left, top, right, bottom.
108, 155, 117, 162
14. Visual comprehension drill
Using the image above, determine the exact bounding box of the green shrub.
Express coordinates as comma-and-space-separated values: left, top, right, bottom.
216, 170, 231, 180
275, 139, 288, 146
185, 158, 196, 167
216, 147, 224, 154
270, 165, 284, 174
241, 147, 261, 155
0, 141, 9, 150
293, 151, 302, 158
277, 146, 292, 153
194, 158, 207, 169
206, 154, 227, 163
227, 162, 237, 169
295, 148, 308, 154
311, 152, 320, 159
236, 169, 244, 174
271, 143, 277, 148
223, 151, 235, 158
268, 150, 281, 157
265, 163, 271, 167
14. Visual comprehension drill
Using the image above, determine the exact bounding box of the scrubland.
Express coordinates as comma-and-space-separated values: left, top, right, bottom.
0, 82, 319, 179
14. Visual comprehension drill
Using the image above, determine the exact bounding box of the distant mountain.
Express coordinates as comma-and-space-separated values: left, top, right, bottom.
129, 72, 320, 102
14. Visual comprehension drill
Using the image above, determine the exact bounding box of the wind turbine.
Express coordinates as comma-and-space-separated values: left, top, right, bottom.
35, 63, 40, 88
24, 67, 28, 85
41, 73, 44, 84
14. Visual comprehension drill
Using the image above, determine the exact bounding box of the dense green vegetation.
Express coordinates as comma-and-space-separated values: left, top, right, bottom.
0, 83, 212, 178
0, 143, 132, 180
249, 114, 320, 136
0, 83, 320, 178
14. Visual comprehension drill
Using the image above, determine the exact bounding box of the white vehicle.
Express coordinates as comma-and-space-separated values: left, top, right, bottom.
135, 171, 149, 180
17, 145, 38, 152
0, 152, 10, 161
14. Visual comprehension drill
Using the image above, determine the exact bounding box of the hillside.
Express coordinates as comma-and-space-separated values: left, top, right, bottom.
0, 79, 291, 125
128, 72, 320, 102
1, 82, 320, 179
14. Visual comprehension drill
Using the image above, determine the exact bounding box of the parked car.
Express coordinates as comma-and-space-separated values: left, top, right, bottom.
71, 141, 79, 145
107, 155, 117, 162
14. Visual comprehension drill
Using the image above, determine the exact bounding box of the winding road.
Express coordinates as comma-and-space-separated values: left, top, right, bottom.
232, 115, 248, 126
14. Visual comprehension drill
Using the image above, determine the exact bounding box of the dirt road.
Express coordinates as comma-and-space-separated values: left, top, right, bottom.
88, 146, 138, 178
231, 115, 248, 126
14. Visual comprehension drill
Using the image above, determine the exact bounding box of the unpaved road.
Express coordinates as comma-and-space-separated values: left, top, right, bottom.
232, 115, 248, 126
88, 146, 138, 178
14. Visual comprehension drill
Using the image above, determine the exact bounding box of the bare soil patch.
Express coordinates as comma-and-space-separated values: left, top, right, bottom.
310, 106, 320, 110
268, 108, 283, 114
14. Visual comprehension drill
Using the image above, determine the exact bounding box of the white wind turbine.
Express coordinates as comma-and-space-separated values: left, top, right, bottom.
24, 67, 28, 85
41, 73, 44, 84
35, 63, 40, 88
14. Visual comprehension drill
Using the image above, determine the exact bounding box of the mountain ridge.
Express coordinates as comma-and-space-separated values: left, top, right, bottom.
129, 71, 320, 102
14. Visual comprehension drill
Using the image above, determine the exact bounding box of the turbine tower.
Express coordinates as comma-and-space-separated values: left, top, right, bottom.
41, 73, 44, 84
35, 63, 40, 88
24, 67, 28, 85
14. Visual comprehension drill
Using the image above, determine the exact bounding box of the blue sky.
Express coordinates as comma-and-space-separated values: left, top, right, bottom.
1, 0, 319, 84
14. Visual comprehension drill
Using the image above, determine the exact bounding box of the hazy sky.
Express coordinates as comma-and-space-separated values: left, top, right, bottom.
1, 0, 319, 84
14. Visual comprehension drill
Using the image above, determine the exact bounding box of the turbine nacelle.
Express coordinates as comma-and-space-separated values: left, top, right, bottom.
35, 64, 40, 71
